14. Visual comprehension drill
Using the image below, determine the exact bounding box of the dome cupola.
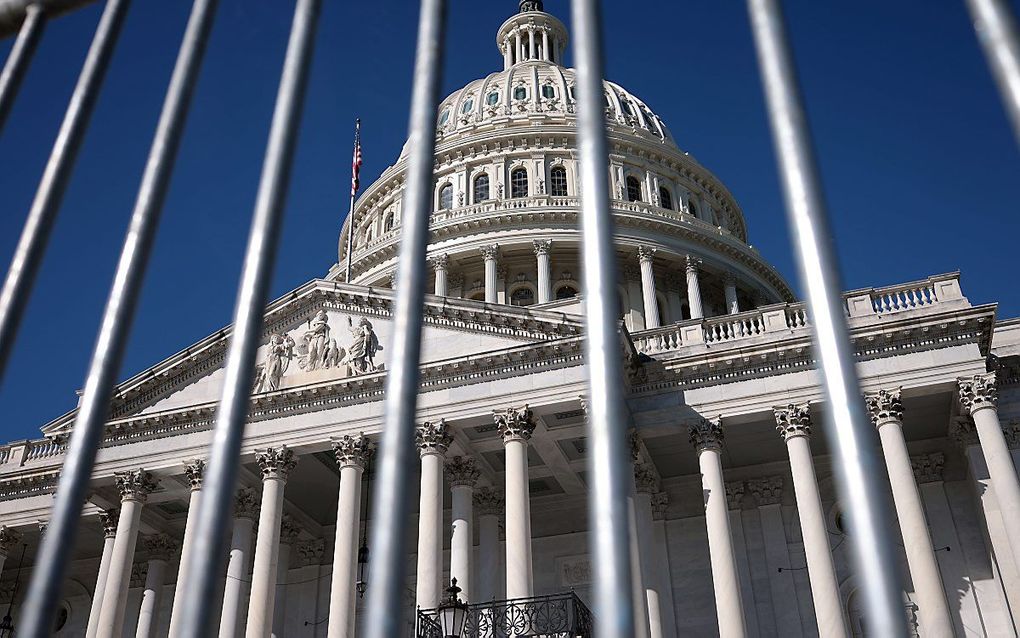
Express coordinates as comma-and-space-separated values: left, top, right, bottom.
496, 3, 568, 69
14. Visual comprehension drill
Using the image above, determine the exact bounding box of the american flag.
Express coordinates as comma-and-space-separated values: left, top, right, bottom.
351, 119, 362, 198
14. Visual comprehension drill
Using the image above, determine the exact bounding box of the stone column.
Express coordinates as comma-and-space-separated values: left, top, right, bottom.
0, 525, 22, 581
219, 488, 260, 638
415, 420, 452, 610
514, 30, 522, 63
865, 388, 954, 637
724, 483, 759, 638
634, 463, 666, 638
663, 274, 683, 323
87, 510, 120, 638
688, 418, 746, 638
245, 446, 298, 638
773, 404, 847, 638
528, 27, 536, 59
747, 476, 803, 636
480, 244, 500, 304
638, 246, 661, 329
724, 273, 740, 315
475, 487, 503, 603
496, 405, 537, 600
167, 459, 205, 637
447, 456, 480, 602
533, 240, 552, 303
959, 373, 1020, 571
135, 534, 175, 638
624, 265, 646, 331
327, 433, 371, 638
650, 492, 678, 638
430, 254, 449, 297
685, 256, 704, 319
272, 516, 301, 638
97, 470, 159, 638
541, 28, 549, 61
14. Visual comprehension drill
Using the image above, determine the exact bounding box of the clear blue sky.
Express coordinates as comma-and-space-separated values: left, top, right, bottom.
0, 1, 1017, 441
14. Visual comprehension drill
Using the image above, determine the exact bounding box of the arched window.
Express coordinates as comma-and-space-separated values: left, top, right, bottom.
550, 166, 568, 197
620, 99, 634, 116
473, 174, 490, 203
486, 91, 499, 106
688, 199, 698, 217
461, 98, 474, 114
438, 109, 450, 126
659, 187, 673, 210
542, 85, 556, 99
510, 287, 535, 306
514, 85, 528, 100
439, 183, 453, 210
556, 285, 578, 300
626, 176, 642, 202
383, 213, 394, 232
511, 168, 529, 198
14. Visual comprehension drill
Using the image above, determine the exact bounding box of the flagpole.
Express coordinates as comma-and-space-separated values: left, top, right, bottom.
345, 118, 360, 283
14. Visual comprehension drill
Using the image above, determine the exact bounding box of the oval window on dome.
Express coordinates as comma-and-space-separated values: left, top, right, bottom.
620, 99, 634, 116
438, 109, 450, 125
514, 86, 528, 100
486, 91, 499, 106
542, 85, 555, 99
461, 98, 474, 114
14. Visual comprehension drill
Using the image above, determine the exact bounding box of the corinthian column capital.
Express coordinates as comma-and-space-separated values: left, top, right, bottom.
473, 486, 504, 516
958, 372, 998, 415
748, 476, 784, 506
685, 255, 701, 274
142, 533, 177, 561
725, 481, 745, 510
865, 387, 904, 426
689, 417, 723, 452
416, 419, 452, 457
650, 491, 669, 520
633, 463, 659, 494
100, 508, 120, 538
636, 245, 656, 263
428, 253, 449, 271
331, 433, 373, 470
279, 515, 302, 546
495, 405, 536, 444
479, 243, 500, 261
115, 469, 159, 503
532, 239, 551, 256
910, 452, 945, 484
234, 487, 260, 520
445, 455, 480, 487
184, 459, 206, 491
255, 446, 298, 481
773, 402, 812, 441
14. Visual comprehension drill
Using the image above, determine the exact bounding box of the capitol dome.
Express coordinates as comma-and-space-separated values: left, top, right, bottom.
333, 0, 795, 328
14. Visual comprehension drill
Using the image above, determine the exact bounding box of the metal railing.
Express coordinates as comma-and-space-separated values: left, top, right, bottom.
0, 0, 1015, 636
417, 592, 594, 638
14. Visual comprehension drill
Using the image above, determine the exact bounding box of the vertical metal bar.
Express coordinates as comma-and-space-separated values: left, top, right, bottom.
18, 0, 219, 634
0, 0, 128, 386
570, 1, 637, 637
175, 0, 320, 635
964, 0, 1020, 144
363, 0, 446, 636
745, 1, 907, 636
0, 2, 45, 134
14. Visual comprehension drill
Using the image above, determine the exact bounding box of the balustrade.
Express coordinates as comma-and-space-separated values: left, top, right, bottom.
417, 592, 594, 638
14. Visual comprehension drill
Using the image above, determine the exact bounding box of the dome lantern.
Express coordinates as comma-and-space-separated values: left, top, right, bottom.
496, 4, 568, 69
519, 0, 544, 11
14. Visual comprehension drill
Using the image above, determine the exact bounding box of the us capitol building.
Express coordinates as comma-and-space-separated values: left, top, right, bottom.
2, 2, 1019, 637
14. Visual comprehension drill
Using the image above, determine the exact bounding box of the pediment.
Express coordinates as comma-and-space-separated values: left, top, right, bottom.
42, 280, 582, 435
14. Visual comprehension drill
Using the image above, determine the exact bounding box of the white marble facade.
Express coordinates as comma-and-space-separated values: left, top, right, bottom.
2, 2, 1020, 637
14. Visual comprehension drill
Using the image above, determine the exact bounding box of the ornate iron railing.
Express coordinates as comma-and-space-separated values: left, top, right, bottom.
416, 591, 593, 638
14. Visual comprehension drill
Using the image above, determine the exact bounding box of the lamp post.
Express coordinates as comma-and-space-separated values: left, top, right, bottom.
0, 543, 28, 638
437, 578, 469, 638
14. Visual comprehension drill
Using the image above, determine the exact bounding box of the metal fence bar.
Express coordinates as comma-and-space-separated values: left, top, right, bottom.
174, 0, 320, 635
18, 0, 219, 633
745, 1, 907, 636
965, 0, 1020, 144
0, 0, 95, 38
0, 2, 44, 134
570, 1, 637, 637
0, 0, 128, 386
363, 0, 446, 636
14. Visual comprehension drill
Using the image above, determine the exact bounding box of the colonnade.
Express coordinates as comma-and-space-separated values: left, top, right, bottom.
43, 372, 1020, 637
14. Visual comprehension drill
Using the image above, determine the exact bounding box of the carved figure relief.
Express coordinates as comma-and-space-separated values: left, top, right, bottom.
298, 310, 334, 372
253, 333, 295, 392
341, 317, 382, 374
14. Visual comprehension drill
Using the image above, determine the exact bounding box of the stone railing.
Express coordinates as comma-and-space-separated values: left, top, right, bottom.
0, 436, 67, 470
417, 591, 593, 638
634, 272, 966, 355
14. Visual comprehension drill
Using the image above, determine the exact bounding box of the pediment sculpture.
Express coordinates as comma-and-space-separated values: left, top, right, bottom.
253, 312, 383, 393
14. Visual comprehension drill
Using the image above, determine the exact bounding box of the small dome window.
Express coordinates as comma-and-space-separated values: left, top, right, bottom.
556, 285, 578, 300
486, 91, 500, 106
474, 174, 490, 203
383, 212, 395, 232
659, 187, 673, 211
510, 287, 535, 307
620, 99, 634, 116
626, 176, 642, 202
439, 183, 453, 210
514, 85, 528, 100
438, 109, 450, 125
688, 200, 699, 217
542, 85, 556, 99
511, 168, 529, 198
568, 85, 576, 100
550, 166, 568, 197
461, 98, 474, 114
